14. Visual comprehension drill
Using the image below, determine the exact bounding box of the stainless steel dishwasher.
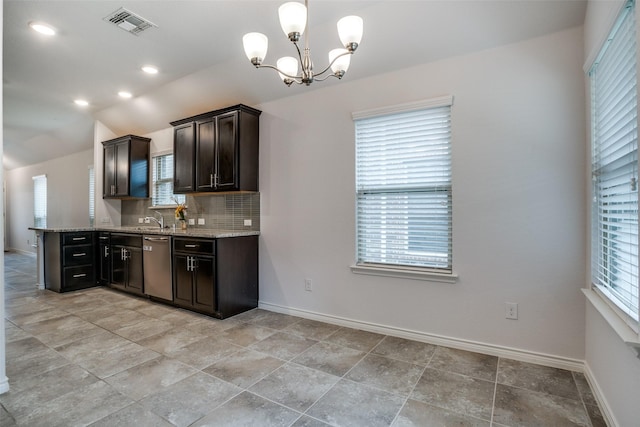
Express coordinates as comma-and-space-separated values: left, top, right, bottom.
142, 235, 173, 301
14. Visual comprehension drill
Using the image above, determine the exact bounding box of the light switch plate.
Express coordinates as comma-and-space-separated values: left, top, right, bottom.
198, 218, 205, 225
244, 219, 252, 226
188, 218, 195, 225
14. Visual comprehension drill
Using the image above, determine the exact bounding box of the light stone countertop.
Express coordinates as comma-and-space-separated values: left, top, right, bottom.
29, 226, 259, 239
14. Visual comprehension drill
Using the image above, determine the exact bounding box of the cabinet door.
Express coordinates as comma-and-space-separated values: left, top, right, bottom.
174, 123, 195, 193
98, 243, 110, 284
196, 118, 216, 192
103, 144, 116, 197
216, 112, 238, 191
111, 246, 126, 287
193, 256, 216, 314
114, 141, 130, 197
126, 247, 143, 293
173, 255, 193, 308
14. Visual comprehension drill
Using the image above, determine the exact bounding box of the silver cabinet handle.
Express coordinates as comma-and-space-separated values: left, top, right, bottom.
72, 237, 86, 241
210, 173, 214, 188
185, 244, 199, 248
72, 253, 86, 257
104, 246, 109, 257
73, 274, 87, 278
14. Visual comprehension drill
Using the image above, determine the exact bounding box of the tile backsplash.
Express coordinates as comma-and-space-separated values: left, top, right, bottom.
121, 193, 260, 231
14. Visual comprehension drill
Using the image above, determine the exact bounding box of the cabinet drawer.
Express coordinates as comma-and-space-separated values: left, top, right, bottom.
63, 244, 93, 266
63, 265, 94, 289
174, 238, 215, 255
63, 232, 93, 245
111, 233, 142, 248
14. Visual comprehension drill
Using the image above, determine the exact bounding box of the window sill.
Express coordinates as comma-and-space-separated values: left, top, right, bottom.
350, 264, 458, 283
149, 205, 181, 210
583, 288, 640, 359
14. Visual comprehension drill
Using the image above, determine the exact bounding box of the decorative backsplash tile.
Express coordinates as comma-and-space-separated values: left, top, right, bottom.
121, 193, 260, 231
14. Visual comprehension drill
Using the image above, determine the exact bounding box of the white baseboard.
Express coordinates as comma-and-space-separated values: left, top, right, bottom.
5, 248, 36, 257
258, 301, 584, 372
0, 376, 9, 395
583, 361, 618, 427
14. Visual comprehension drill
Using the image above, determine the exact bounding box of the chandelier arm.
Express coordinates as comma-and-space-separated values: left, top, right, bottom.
255, 64, 303, 83
313, 50, 353, 78
314, 73, 341, 82
293, 41, 304, 63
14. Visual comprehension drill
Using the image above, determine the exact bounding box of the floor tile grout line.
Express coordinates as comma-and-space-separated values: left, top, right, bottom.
490, 357, 501, 426
4, 253, 601, 426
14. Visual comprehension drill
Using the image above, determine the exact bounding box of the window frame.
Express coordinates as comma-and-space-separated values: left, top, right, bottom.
588, 0, 640, 335
350, 96, 458, 283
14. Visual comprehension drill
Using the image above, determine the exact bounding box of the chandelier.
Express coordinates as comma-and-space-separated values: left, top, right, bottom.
242, 0, 363, 86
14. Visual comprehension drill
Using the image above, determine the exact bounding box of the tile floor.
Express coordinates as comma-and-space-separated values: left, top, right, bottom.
2, 251, 606, 426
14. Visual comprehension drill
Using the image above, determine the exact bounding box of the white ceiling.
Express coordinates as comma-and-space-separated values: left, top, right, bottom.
3, 0, 587, 170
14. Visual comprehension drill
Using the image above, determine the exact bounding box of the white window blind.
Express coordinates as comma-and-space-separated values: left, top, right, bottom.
89, 166, 95, 226
152, 154, 185, 206
354, 98, 453, 272
33, 174, 47, 228
590, 0, 639, 324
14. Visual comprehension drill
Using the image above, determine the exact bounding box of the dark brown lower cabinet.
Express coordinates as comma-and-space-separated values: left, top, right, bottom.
97, 232, 110, 285
44, 231, 96, 293
173, 235, 257, 318
110, 233, 143, 295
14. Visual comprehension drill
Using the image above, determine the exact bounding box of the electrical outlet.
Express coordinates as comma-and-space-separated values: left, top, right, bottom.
244, 219, 252, 227
188, 218, 195, 225
138, 218, 144, 223
505, 302, 518, 320
198, 218, 205, 225
144, 218, 150, 224
304, 278, 313, 292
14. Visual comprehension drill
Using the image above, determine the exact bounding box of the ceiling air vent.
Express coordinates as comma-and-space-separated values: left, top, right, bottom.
104, 7, 157, 36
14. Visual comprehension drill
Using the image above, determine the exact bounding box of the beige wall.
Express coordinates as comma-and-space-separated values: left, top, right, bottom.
256, 26, 587, 360
5, 149, 94, 253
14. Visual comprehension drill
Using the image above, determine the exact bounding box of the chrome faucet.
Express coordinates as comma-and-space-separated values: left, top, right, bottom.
145, 211, 164, 229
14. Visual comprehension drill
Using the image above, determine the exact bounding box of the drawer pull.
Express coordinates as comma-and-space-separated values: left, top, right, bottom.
99, 236, 109, 240
72, 253, 87, 257
185, 244, 199, 248
73, 274, 87, 278
72, 237, 86, 241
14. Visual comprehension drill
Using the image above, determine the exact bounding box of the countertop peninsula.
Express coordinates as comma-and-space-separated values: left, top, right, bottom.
29, 226, 259, 239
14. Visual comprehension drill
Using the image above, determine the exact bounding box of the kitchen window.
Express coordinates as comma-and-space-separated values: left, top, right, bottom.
33, 174, 47, 228
589, 0, 639, 329
152, 153, 185, 207
351, 96, 456, 282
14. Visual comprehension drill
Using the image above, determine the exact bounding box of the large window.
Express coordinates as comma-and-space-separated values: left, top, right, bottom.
590, 0, 639, 326
33, 174, 47, 228
353, 97, 453, 276
152, 153, 185, 206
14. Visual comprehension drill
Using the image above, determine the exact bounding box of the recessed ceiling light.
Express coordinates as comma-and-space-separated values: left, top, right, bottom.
29, 21, 56, 36
141, 65, 158, 74
74, 99, 89, 107
118, 91, 133, 99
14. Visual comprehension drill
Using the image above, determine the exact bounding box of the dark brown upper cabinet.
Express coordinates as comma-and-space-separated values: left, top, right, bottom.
102, 135, 150, 199
171, 104, 260, 193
